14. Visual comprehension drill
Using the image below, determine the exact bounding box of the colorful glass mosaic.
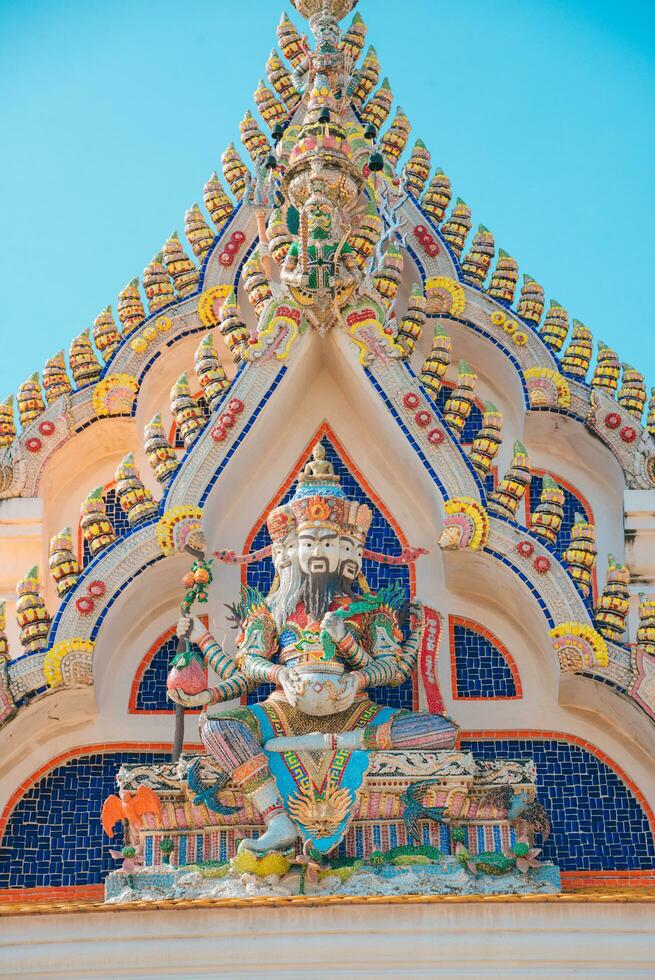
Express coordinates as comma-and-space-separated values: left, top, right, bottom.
245, 435, 414, 712
0, 751, 168, 889
462, 738, 655, 870
451, 620, 519, 699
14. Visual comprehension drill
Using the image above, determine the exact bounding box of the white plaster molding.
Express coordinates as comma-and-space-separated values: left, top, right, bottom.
1, 902, 654, 978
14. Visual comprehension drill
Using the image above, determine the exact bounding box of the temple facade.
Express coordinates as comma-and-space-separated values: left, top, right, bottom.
1, 0, 654, 974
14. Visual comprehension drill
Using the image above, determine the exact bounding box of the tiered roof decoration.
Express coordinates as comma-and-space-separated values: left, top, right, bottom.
0, 0, 654, 740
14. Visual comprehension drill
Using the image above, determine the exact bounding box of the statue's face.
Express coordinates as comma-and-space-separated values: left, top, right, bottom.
308, 203, 332, 239
313, 14, 340, 49
272, 532, 298, 570
298, 528, 340, 575
339, 534, 363, 582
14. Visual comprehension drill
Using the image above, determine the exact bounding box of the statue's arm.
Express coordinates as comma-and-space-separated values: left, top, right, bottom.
280, 242, 302, 287
197, 631, 240, 679
334, 626, 374, 669
233, 611, 282, 686
350, 611, 405, 690
205, 671, 254, 704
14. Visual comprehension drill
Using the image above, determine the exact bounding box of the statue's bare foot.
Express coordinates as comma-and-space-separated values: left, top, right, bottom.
238, 813, 298, 854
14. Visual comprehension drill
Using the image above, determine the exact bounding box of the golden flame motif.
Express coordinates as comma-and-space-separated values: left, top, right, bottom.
287, 780, 353, 837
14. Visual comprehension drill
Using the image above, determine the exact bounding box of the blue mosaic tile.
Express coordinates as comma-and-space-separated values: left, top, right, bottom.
246, 437, 413, 712
0, 751, 168, 889
134, 634, 202, 713
452, 622, 518, 698
462, 739, 655, 870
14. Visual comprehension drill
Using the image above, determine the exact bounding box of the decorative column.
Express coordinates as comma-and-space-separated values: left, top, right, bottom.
117, 279, 146, 336
48, 528, 80, 597
115, 454, 159, 527
443, 362, 477, 440
195, 334, 230, 413
80, 488, 117, 557
170, 374, 207, 450
421, 169, 451, 224
420, 326, 452, 401
562, 515, 596, 598
488, 442, 531, 520
16, 567, 51, 653
529, 476, 564, 547
69, 331, 102, 387
93, 307, 121, 362
144, 414, 180, 486
595, 558, 630, 643
18, 373, 46, 426
469, 402, 503, 482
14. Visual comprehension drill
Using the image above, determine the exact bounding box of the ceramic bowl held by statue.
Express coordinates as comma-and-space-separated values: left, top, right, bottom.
293, 662, 347, 716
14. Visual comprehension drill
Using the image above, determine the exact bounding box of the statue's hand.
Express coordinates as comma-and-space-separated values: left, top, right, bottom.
167, 688, 211, 707
331, 672, 359, 713
321, 611, 346, 642
278, 666, 303, 707
177, 615, 204, 645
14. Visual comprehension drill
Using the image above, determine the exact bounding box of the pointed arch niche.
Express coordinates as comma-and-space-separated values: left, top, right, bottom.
240, 422, 417, 711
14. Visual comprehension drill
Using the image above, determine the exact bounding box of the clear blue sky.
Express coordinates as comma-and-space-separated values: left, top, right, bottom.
1, 0, 653, 397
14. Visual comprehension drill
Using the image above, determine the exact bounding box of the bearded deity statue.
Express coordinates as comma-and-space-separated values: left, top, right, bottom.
169, 444, 458, 855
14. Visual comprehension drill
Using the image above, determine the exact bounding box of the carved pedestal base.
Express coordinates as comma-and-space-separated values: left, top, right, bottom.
104, 749, 560, 901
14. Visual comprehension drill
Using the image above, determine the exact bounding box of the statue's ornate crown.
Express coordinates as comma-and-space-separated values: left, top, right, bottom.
267, 443, 372, 543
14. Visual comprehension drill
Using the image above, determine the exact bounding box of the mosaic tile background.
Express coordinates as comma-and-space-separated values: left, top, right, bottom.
82, 487, 131, 565
0, 751, 168, 889
462, 738, 655, 870
246, 437, 414, 712
134, 635, 202, 713
452, 622, 518, 698
2, 738, 652, 889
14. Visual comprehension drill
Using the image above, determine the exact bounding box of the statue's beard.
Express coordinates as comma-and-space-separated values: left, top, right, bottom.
301, 570, 341, 621
268, 561, 304, 630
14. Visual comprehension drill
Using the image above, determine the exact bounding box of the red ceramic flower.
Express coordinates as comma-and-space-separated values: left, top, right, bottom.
221, 412, 235, 428
427, 427, 445, 445
620, 426, 637, 443
25, 437, 42, 453
228, 398, 244, 415
605, 412, 621, 430
516, 540, 534, 558
211, 426, 227, 443
38, 420, 55, 437
76, 595, 95, 615
403, 392, 420, 410
219, 252, 233, 267
88, 581, 106, 598
533, 555, 551, 574
415, 410, 432, 428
